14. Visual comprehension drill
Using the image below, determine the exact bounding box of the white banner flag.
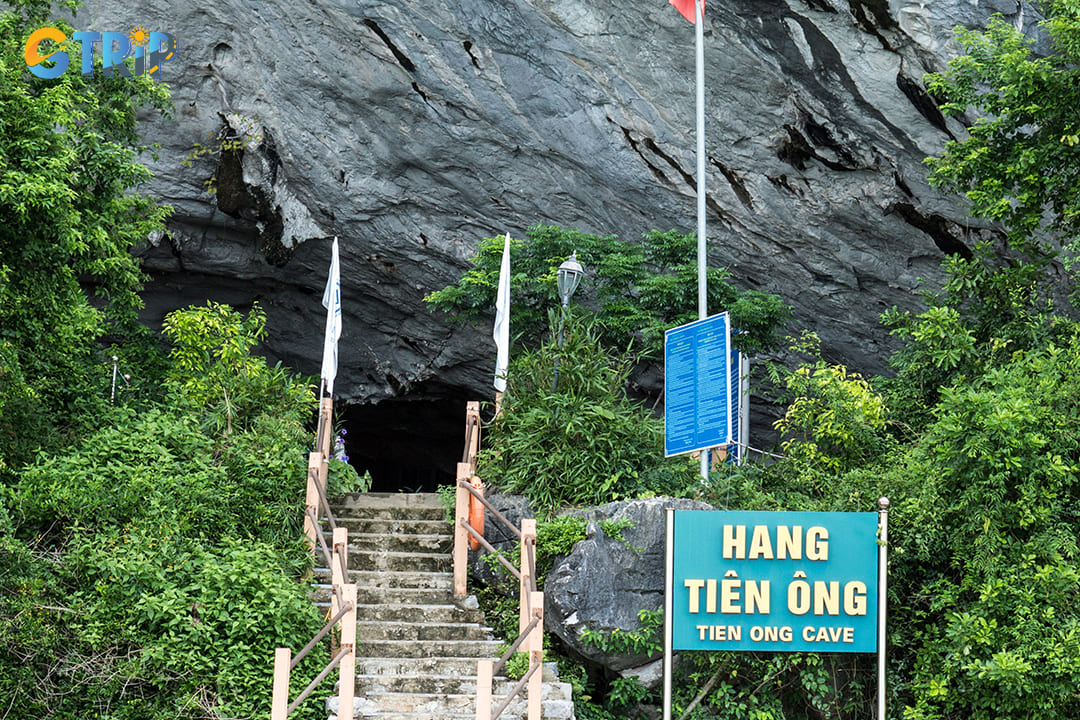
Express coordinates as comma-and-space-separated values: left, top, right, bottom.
320, 237, 342, 395
493, 233, 511, 393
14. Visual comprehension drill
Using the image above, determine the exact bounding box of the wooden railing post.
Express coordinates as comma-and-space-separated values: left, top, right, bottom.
337, 583, 357, 720
465, 401, 481, 469
318, 396, 334, 460
271, 647, 291, 720
454, 462, 471, 598
519, 519, 536, 635
331, 527, 348, 617
527, 591, 544, 720
476, 659, 494, 720
304, 453, 322, 551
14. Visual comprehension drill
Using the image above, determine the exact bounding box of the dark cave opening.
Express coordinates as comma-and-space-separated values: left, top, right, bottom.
338, 396, 475, 493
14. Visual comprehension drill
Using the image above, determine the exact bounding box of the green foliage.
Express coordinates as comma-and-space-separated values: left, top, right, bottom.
424, 224, 791, 356
181, 116, 263, 195
0, 1, 172, 470
884, 334, 1080, 720
670, 651, 872, 720
580, 608, 664, 659
162, 302, 317, 433
1, 299, 329, 719
598, 517, 639, 550
326, 457, 373, 496
536, 514, 588, 575
479, 316, 699, 511
924, 5, 1080, 267
772, 352, 889, 474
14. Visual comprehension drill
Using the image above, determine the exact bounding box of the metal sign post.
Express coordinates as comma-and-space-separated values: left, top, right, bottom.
664, 508, 675, 720
877, 497, 890, 719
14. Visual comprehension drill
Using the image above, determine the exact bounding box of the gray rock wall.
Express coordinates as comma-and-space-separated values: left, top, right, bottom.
70, 0, 1037, 423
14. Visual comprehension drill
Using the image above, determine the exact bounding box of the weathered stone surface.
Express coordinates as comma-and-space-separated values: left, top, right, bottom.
544, 497, 713, 672
72, 0, 1041, 440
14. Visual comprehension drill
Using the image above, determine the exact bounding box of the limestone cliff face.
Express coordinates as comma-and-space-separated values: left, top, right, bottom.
74, 0, 1034, 425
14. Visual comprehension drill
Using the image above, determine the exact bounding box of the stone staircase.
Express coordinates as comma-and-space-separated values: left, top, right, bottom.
316, 492, 575, 720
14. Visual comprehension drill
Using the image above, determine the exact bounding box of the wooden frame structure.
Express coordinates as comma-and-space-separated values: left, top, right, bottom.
271, 396, 358, 719
453, 402, 543, 720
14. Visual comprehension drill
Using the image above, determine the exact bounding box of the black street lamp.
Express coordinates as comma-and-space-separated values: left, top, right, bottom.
552, 252, 584, 391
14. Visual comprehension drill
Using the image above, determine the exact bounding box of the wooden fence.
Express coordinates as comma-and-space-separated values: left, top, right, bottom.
453, 402, 544, 720
270, 396, 358, 719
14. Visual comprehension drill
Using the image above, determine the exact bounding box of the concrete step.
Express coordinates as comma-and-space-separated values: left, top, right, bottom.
347, 549, 451, 573
353, 673, 514, 696
353, 656, 486, 677
356, 621, 493, 642
314, 569, 454, 590
356, 603, 484, 625
333, 532, 453, 554
332, 492, 445, 510
334, 517, 452, 536
331, 493, 447, 522
358, 639, 501, 659
321, 492, 576, 719
328, 671, 576, 719
320, 585, 460, 606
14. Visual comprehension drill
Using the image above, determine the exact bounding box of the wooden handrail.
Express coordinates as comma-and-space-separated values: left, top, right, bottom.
459, 478, 522, 540
460, 519, 522, 580
492, 614, 540, 676
291, 602, 352, 671
454, 401, 544, 720
271, 396, 357, 719
287, 643, 351, 716
491, 661, 541, 720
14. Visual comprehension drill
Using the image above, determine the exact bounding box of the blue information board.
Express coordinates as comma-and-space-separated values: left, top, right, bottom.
671, 510, 879, 653
664, 313, 733, 457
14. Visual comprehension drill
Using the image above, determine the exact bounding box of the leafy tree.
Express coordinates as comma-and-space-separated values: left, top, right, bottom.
3, 304, 327, 720
162, 301, 316, 434
925, 3, 1080, 260
0, 0, 171, 471
480, 314, 699, 511
425, 224, 791, 356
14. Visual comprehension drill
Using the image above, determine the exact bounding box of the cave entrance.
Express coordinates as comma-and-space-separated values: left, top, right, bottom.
338, 396, 473, 493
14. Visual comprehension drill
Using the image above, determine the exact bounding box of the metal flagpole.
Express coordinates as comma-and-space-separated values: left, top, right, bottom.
663, 508, 675, 720
738, 353, 750, 464
694, 0, 709, 482
877, 497, 890, 719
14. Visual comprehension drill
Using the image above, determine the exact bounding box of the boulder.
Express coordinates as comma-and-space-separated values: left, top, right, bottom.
544, 497, 713, 673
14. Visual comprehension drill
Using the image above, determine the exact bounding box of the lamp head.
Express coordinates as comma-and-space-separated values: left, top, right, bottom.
557, 252, 584, 307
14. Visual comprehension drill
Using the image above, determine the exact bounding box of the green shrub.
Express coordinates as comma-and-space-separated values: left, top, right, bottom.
481, 317, 698, 511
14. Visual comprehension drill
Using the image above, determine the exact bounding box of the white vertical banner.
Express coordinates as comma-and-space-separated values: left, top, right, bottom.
321, 237, 342, 396
493, 232, 511, 393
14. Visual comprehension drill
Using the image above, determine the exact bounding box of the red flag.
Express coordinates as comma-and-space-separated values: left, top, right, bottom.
670, 0, 701, 23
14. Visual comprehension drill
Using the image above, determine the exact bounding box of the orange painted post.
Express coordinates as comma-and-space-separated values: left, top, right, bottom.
454, 462, 471, 597
271, 647, 291, 720
527, 591, 544, 720
475, 659, 494, 720
519, 519, 537, 635
304, 452, 322, 551
337, 583, 357, 720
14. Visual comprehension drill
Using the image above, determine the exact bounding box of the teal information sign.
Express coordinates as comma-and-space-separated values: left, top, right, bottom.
671, 510, 879, 653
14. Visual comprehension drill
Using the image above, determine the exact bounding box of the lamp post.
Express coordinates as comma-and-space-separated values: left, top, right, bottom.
552, 252, 584, 391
